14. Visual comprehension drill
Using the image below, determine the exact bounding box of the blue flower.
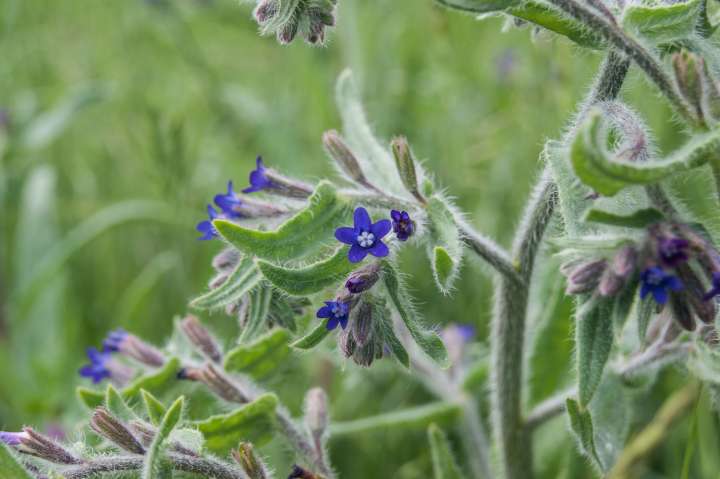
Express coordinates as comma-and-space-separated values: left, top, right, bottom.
214, 181, 244, 219
391, 209, 415, 241
0, 431, 25, 446
243, 156, 273, 193
703, 271, 720, 301
79, 347, 113, 384
640, 266, 683, 305
335, 207, 392, 263
196, 205, 220, 241
316, 301, 349, 330
658, 237, 689, 267
102, 329, 128, 353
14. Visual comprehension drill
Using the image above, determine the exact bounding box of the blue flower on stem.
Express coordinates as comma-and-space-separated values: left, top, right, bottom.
390, 210, 415, 241
196, 205, 220, 241
316, 301, 349, 330
79, 347, 113, 384
658, 237, 689, 267
0, 431, 25, 446
703, 271, 720, 301
640, 266, 683, 305
214, 181, 244, 219
102, 329, 128, 352
243, 156, 273, 193
335, 207, 391, 263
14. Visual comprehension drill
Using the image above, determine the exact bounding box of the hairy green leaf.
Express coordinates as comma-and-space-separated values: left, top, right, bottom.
331, 401, 462, 436
141, 389, 167, 426
435, 0, 518, 13
190, 255, 261, 310
196, 393, 278, 452
143, 396, 184, 479
373, 298, 410, 368
622, 0, 702, 44
583, 207, 664, 228
428, 424, 467, 479
427, 197, 463, 294
576, 300, 613, 407
224, 328, 291, 379
382, 262, 449, 367
566, 398, 602, 469
257, 247, 355, 296
213, 182, 350, 262
239, 284, 273, 343
508, 2, 603, 48
291, 321, 331, 350
0, 443, 34, 479
105, 384, 136, 421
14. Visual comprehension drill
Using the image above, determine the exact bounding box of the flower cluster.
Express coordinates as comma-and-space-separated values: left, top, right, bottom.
253, 0, 337, 46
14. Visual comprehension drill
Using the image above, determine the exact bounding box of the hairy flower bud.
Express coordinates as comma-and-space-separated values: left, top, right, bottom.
391, 136, 424, 203
209, 271, 231, 290
351, 301, 374, 347
304, 388, 328, 441
288, 464, 319, 479
105, 331, 166, 368
180, 315, 223, 363
676, 265, 717, 324
565, 259, 607, 294
90, 407, 145, 455
254, 0, 278, 23
18, 427, 81, 465
338, 326, 357, 358
212, 248, 241, 272
345, 262, 381, 294
323, 130, 368, 185
198, 363, 249, 403
277, 17, 299, 45
670, 295, 696, 331
233, 442, 268, 479
672, 50, 707, 125
611, 245, 637, 278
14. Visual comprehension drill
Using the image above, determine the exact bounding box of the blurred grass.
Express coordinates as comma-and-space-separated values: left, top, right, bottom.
0, 0, 712, 477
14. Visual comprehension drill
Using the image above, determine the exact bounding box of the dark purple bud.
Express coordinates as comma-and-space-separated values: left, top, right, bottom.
670, 296, 695, 331
611, 245, 637, 278
337, 326, 357, 358
676, 265, 717, 324
112, 333, 166, 368
90, 407, 145, 455
288, 465, 318, 479
390, 210, 415, 242
180, 316, 223, 363
657, 236, 690, 268
198, 363, 249, 403
277, 19, 299, 45
345, 263, 381, 294
565, 259, 607, 294
212, 248, 241, 272
351, 301, 374, 347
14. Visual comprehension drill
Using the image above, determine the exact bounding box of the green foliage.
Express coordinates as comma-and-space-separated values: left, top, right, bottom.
566, 398, 602, 469
213, 182, 351, 262
622, 0, 702, 44
506, 2, 603, 48
143, 396, 184, 479
576, 300, 614, 407
331, 401, 462, 436
427, 424, 467, 479
190, 256, 261, 310
369, 296, 410, 368
239, 284, 274, 343
583, 207, 664, 228
0, 443, 34, 479
291, 321, 331, 350
196, 393, 278, 453
224, 328, 292, 379
142, 389, 168, 426
426, 197, 463, 294
106, 384, 137, 421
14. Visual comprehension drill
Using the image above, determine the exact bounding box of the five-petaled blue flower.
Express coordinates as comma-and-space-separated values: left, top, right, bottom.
243, 156, 273, 193
214, 181, 244, 219
390, 210, 415, 242
703, 271, 720, 301
335, 207, 391, 263
103, 329, 128, 353
316, 301, 350, 330
658, 237, 689, 267
79, 347, 113, 384
196, 205, 220, 241
640, 266, 683, 305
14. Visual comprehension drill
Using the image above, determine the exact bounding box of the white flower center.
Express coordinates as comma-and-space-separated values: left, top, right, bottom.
357, 231, 375, 248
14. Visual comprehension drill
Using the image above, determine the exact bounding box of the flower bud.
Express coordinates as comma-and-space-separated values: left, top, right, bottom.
351, 301, 374, 347
212, 248, 241, 272
565, 259, 607, 294
338, 326, 357, 358
180, 315, 223, 363
323, 130, 367, 185
345, 263, 381, 294
673, 50, 707, 125
18, 427, 81, 465
277, 17, 299, 45
209, 271, 231, 290
391, 136, 424, 203
303, 388, 328, 441
232, 442, 269, 479
90, 407, 145, 455
611, 245, 637, 278
288, 464, 319, 479
106, 331, 166, 368
352, 340, 381, 367
199, 363, 249, 403
676, 265, 717, 324
670, 295, 696, 331
254, 0, 278, 23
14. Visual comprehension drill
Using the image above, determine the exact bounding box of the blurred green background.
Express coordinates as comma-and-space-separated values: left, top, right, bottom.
0, 0, 712, 477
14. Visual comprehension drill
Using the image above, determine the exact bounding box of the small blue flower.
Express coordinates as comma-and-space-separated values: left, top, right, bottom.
243, 156, 273, 193
316, 301, 350, 330
0, 431, 25, 446
102, 329, 128, 353
390, 209, 415, 242
79, 347, 113, 384
703, 271, 720, 301
196, 205, 220, 241
640, 266, 683, 305
335, 207, 392, 263
658, 237, 689, 268
214, 181, 244, 219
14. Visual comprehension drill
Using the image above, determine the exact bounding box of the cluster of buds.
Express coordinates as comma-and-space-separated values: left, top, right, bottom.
337, 296, 388, 367
562, 222, 720, 333
253, 0, 337, 46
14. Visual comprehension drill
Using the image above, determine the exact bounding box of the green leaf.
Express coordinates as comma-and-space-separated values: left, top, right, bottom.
612, 282, 638, 335
576, 300, 614, 407
213, 181, 350, 262
372, 297, 410, 368
224, 328, 291, 379
190, 256, 262, 310
507, 2, 603, 48
142, 389, 167, 426
566, 398, 603, 469
257, 247, 355, 296
583, 207, 664, 228
435, 0, 518, 13
622, 0, 702, 44
239, 284, 273, 343
77, 387, 106, 409
0, 443, 34, 479
427, 197, 463, 294
269, 295, 302, 332
143, 396, 184, 479
636, 296, 655, 345
428, 424, 467, 479
382, 262, 449, 368
330, 401, 462, 436
196, 393, 278, 453
571, 109, 720, 196
105, 384, 136, 421
291, 321, 331, 350
545, 140, 594, 237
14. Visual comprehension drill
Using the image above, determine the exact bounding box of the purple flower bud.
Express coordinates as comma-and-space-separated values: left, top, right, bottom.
323, 130, 367, 184
345, 263, 381, 294
90, 407, 145, 455
0, 431, 26, 446
102, 330, 165, 368
180, 316, 223, 363
335, 207, 392, 263
254, 0, 278, 23
564, 259, 606, 294
657, 236, 689, 268
18, 427, 81, 465
390, 210, 415, 242
196, 205, 220, 241
232, 442, 269, 479
243, 156, 312, 198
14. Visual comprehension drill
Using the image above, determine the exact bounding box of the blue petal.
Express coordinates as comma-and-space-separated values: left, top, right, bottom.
368, 240, 389, 258
652, 287, 668, 305
640, 283, 651, 299
335, 227, 356, 245
664, 276, 683, 291
370, 219, 392, 238
326, 317, 339, 330
316, 306, 332, 318
390, 210, 401, 222
353, 207, 371, 231
348, 244, 368, 263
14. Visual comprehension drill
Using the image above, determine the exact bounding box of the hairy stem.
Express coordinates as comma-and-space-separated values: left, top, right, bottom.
456, 220, 524, 285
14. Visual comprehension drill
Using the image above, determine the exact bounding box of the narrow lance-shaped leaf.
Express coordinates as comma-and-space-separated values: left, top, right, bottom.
0, 443, 34, 479
426, 197, 463, 294
224, 328, 291, 379
190, 255, 262, 311
214, 181, 351, 262
291, 321, 331, 350
427, 424, 467, 479
105, 384, 136, 421
141, 389, 167, 427
257, 247, 355, 296
583, 207, 664, 229
576, 300, 614, 407
566, 398, 603, 470
372, 298, 410, 368
142, 396, 184, 479
196, 393, 278, 453
382, 262, 449, 368
330, 401, 462, 436
239, 284, 273, 343
622, 0, 702, 44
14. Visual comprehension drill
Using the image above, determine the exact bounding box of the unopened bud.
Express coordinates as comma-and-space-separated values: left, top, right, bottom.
670, 296, 695, 331
209, 271, 230, 290
611, 245, 637, 278
212, 248, 241, 272
352, 340, 381, 367
304, 388, 328, 440
323, 130, 367, 184
338, 326, 356, 358
565, 259, 607, 294
288, 464, 319, 479
391, 136, 424, 203
254, 0, 278, 23
110, 332, 165, 368
199, 363, 249, 403
180, 316, 223, 363
232, 442, 268, 479
277, 18, 299, 45
90, 407, 145, 455
677, 265, 717, 324
351, 301, 374, 347
673, 50, 707, 125
18, 428, 81, 465
345, 263, 380, 294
